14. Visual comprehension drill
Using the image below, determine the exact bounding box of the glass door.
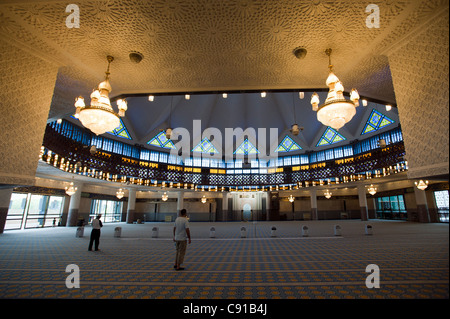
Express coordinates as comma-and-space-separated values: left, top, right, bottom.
434, 190, 449, 223
6, 193, 28, 230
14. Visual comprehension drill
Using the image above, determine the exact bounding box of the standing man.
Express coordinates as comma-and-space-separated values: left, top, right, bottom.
88, 214, 103, 251
173, 209, 191, 271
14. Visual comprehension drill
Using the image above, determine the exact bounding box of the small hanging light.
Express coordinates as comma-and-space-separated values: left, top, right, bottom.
65, 182, 78, 196
367, 184, 377, 196
116, 188, 125, 199
324, 190, 332, 199
415, 180, 428, 191
162, 192, 168, 201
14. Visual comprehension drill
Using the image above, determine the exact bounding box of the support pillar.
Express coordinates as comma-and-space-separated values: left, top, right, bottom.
310, 189, 318, 220
66, 183, 82, 227
221, 192, 228, 221
0, 188, 13, 234
177, 191, 184, 214
358, 185, 369, 221
414, 187, 430, 223
126, 188, 136, 224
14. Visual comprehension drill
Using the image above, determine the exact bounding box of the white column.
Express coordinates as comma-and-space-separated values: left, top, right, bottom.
310, 189, 318, 220
126, 188, 136, 223
414, 187, 430, 223
177, 191, 184, 213
358, 184, 369, 221
67, 182, 83, 226
222, 192, 228, 221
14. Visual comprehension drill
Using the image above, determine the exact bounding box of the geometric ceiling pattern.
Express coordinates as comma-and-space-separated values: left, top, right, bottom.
106, 118, 132, 140
0, 0, 444, 159
361, 109, 395, 135
192, 138, 219, 154
276, 135, 302, 152
147, 131, 177, 150
316, 127, 346, 147
234, 139, 260, 155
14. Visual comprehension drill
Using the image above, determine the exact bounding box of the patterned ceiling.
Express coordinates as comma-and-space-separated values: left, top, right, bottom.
0, 0, 447, 152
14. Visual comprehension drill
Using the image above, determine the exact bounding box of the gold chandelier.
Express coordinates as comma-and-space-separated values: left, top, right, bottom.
367, 184, 377, 196
116, 188, 125, 199
415, 180, 428, 190
324, 190, 332, 199
311, 49, 360, 130
162, 192, 168, 201
65, 181, 77, 196
74, 56, 127, 135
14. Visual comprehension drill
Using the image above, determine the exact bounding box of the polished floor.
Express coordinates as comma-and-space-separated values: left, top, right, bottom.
0, 220, 448, 300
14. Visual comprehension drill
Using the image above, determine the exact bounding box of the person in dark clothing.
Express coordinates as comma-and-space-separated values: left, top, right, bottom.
88, 214, 103, 251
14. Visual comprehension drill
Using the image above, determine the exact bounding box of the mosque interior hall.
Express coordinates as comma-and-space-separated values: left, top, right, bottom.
0, 0, 448, 302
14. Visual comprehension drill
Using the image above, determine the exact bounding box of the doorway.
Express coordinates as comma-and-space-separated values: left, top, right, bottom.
242, 203, 252, 221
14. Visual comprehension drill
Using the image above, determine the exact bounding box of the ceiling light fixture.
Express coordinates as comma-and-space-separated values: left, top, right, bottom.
201, 195, 207, 204
116, 188, 125, 199
290, 92, 300, 136
165, 96, 174, 139
415, 180, 428, 190
288, 195, 294, 203
65, 181, 78, 196
324, 189, 332, 199
162, 192, 168, 201
311, 49, 359, 130
367, 184, 377, 196
74, 56, 127, 135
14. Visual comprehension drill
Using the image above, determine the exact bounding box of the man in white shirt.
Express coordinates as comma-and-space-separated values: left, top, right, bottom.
173, 209, 191, 271
88, 214, 103, 251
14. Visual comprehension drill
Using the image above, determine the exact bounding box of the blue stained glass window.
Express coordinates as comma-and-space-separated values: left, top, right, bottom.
147, 131, 177, 150
316, 127, 347, 147
107, 118, 132, 140
192, 138, 219, 154
362, 109, 395, 135
234, 139, 260, 155
276, 136, 302, 152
